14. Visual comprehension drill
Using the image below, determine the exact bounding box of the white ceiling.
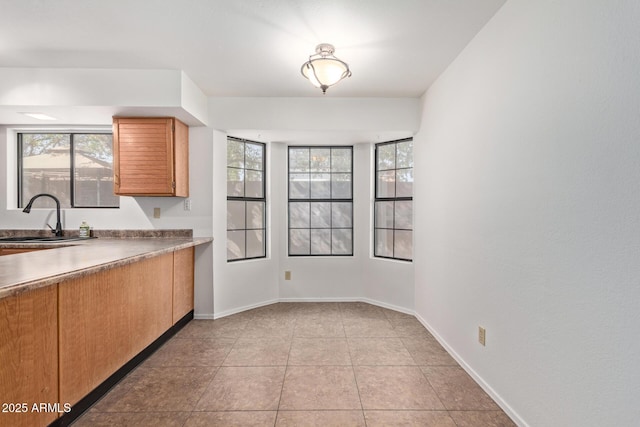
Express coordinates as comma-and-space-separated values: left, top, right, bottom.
0, 0, 506, 98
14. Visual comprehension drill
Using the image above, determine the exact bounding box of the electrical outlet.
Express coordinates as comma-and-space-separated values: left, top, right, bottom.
478, 326, 486, 346
153, 207, 161, 218
284, 271, 291, 280
184, 198, 192, 211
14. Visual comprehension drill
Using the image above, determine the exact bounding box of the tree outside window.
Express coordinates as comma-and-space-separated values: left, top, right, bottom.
19, 133, 119, 208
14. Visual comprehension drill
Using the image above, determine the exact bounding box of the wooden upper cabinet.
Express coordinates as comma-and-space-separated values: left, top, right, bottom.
113, 117, 189, 196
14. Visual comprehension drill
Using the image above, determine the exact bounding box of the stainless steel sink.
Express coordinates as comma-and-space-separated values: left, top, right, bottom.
0, 236, 94, 242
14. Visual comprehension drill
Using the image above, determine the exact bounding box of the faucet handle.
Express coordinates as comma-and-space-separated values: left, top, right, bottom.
46, 223, 55, 234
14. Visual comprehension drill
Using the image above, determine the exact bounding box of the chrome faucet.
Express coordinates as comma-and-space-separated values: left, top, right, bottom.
22, 193, 63, 236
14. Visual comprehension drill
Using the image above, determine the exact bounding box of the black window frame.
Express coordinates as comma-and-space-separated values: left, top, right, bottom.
17, 132, 119, 209
226, 136, 267, 262
287, 145, 354, 257
374, 138, 413, 262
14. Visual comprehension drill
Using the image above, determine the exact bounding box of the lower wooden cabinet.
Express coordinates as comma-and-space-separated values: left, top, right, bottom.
0, 285, 58, 427
58, 253, 174, 406
0, 247, 196, 427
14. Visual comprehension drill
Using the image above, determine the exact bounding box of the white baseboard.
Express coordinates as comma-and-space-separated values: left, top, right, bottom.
213, 299, 279, 319
193, 313, 214, 320
414, 312, 527, 427
278, 297, 361, 303
360, 297, 415, 315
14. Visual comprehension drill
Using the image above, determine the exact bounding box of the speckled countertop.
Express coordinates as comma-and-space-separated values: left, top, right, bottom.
0, 234, 213, 300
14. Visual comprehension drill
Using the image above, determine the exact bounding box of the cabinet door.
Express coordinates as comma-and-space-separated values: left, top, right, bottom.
113, 118, 175, 195
173, 247, 195, 323
58, 254, 173, 406
0, 285, 58, 427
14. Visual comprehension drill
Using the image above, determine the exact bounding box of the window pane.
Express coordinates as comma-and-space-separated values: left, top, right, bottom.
396, 169, 413, 198
288, 146, 353, 257
245, 170, 263, 198
395, 201, 413, 230
289, 148, 309, 172
21, 134, 72, 208
311, 229, 331, 254
332, 229, 352, 255
227, 139, 245, 168
310, 148, 330, 172
226, 138, 266, 262
227, 168, 244, 197
396, 140, 413, 168
394, 230, 413, 260
377, 144, 395, 171
74, 134, 118, 207
289, 202, 310, 228
246, 230, 265, 258
375, 229, 394, 257
289, 173, 310, 198
290, 229, 310, 255
247, 201, 264, 229
310, 202, 331, 228
332, 202, 352, 228
227, 201, 246, 230
376, 170, 395, 198
227, 230, 246, 260
374, 139, 413, 261
245, 143, 263, 170
310, 174, 330, 198
331, 148, 351, 172
375, 201, 394, 228
331, 173, 351, 199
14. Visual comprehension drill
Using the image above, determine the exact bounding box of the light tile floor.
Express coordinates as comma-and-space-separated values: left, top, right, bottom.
73, 302, 516, 426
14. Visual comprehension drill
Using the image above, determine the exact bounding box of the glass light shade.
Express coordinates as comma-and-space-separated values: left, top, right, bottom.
302, 64, 322, 88
301, 44, 351, 93
302, 59, 349, 86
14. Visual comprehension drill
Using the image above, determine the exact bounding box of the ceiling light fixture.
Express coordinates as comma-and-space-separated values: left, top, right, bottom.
20, 112, 57, 120
301, 43, 352, 94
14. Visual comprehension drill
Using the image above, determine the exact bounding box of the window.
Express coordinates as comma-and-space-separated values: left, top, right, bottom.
18, 133, 118, 208
227, 137, 266, 261
288, 146, 353, 256
374, 138, 413, 261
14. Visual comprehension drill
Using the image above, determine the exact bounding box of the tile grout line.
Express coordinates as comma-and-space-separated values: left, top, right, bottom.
187, 322, 241, 417
273, 325, 295, 426
343, 315, 369, 427
339, 303, 369, 425
419, 362, 448, 414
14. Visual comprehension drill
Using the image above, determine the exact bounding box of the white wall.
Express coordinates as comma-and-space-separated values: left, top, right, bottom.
208, 97, 420, 134
0, 68, 208, 126
277, 143, 367, 303
208, 97, 417, 316
212, 130, 280, 317
359, 144, 414, 312
414, 0, 640, 425
213, 135, 414, 316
